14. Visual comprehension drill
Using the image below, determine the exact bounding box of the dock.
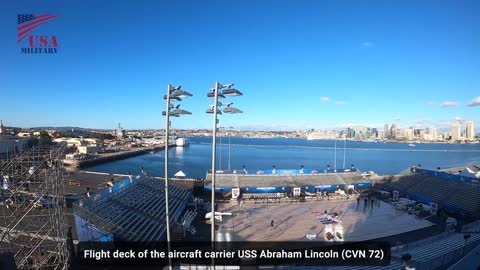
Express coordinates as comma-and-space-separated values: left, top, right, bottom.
63, 143, 176, 168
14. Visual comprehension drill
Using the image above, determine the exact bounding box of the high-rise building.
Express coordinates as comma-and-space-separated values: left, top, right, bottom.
390, 124, 397, 139
384, 123, 389, 138
353, 126, 369, 140
465, 120, 474, 140
346, 128, 355, 139
451, 122, 461, 141
414, 129, 425, 138
404, 128, 415, 140
426, 127, 437, 141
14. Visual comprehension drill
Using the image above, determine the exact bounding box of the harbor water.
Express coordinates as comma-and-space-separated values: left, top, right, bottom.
86, 137, 480, 178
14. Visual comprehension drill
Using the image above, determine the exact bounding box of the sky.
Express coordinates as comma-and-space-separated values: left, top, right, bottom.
0, 0, 479, 131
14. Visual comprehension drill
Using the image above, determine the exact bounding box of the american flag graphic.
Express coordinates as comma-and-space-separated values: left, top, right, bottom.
17, 14, 60, 43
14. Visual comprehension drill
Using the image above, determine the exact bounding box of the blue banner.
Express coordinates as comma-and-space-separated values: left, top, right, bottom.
214, 168, 357, 175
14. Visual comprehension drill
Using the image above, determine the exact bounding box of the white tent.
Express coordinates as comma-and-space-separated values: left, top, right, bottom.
174, 171, 186, 178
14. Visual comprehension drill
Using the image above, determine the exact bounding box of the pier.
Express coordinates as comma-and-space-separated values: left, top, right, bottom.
63, 143, 177, 169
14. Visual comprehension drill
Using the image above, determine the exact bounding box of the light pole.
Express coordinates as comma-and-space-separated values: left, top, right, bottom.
163, 84, 192, 267
206, 82, 243, 244
228, 126, 233, 170
334, 136, 337, 172
219, 127, 224, 170
343, 134, 347, 170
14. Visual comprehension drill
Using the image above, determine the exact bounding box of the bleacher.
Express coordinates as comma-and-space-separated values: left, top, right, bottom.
375, 172, 480, 216
408, 176, 459, 202
74, 176, 191, 242
392, 230, 480, 270
376, 174, 425, 192
445, 184, 480, 214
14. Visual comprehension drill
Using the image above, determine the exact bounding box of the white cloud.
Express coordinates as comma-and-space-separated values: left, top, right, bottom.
467, 96, 480, 107
320, 97, 330, 102
440, 101, 457, 107
362, 41, 374, 47
335, 101, 347, 105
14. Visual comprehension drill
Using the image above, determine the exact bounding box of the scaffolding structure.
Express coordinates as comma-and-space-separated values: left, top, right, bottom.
0, 145, 68, 269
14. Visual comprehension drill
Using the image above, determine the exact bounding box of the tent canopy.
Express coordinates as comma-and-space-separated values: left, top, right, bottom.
174, 171, 186, 177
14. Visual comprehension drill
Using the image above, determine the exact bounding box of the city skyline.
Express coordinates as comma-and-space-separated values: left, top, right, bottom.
1, 0, 479, 130
0, 118, 477, 135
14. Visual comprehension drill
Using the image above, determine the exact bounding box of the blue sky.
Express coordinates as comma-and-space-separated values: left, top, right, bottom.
0, 0, 479, 131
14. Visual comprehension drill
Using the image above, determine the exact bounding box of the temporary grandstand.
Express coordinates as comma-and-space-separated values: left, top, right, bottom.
374, 168, 480, 218
204, 168, 371, 196
0, 145, 68, 269
74, 175, 192, 242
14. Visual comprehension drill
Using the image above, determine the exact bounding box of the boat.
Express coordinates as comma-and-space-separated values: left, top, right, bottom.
175, 137, 189, 147
408, 143, 415, 147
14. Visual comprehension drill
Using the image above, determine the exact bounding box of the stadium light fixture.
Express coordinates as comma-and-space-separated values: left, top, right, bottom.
222, 87, 243, 97
228, 126, 234, 170
223, 102, 243, 114
207, 82, 243, 245
163, 84, 192, 267
208, 88, 226, 98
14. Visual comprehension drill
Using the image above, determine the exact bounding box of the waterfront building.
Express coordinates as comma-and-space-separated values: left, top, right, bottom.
17, 132, 32, 137
414, 129, 425, 139
346, 127, 355, 139
0, 137, 33, 158
306, 130, 338, 140
78, 145, 100, 154
384, 123, 389, 139
0, 120, 4, 134
353, 126, 369, 140
451, 122, 461, 141
53, 137, 100, 148
465, 120, 475, 140
390, 124, 397, 139
424, 127, 437, 141
403, 128, 415, 140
